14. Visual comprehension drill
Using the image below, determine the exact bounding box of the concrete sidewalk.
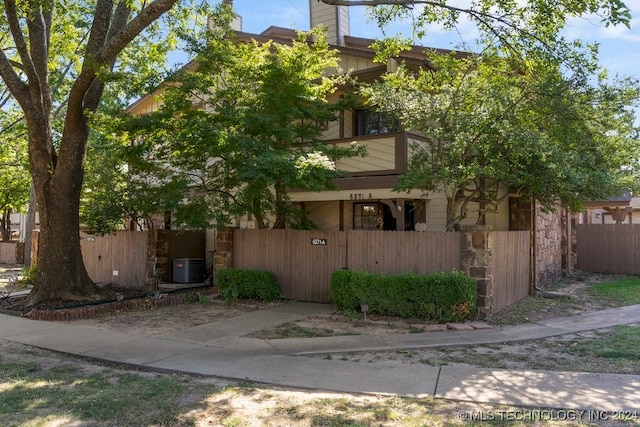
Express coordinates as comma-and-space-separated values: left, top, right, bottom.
1, 302, 639, 412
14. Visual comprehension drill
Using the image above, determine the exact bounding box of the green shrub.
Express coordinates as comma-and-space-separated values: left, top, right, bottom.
330, 270, 477, 322
216, 269, 280, 303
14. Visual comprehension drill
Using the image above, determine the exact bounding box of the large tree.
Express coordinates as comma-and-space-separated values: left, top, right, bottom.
0, 0, 194, 304
361, 48, 640, 230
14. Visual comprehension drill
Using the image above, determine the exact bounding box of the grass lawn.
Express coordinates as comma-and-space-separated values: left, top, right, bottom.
589, 277, 640, 306
1, 342, 608, 427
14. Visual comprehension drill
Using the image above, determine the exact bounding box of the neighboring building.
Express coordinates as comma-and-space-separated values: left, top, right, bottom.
5, 211, 39, 241
582, 193, 640, 224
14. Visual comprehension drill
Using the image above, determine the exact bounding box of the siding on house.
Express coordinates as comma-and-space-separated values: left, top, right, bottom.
335, 136, 396, 172
304, 201, 342, 232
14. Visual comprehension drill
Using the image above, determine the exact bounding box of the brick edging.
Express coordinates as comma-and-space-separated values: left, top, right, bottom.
25, 293, 191, 321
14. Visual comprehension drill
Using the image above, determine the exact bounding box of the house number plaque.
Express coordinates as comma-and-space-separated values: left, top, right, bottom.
349, 192, 373, 200
311, 238, 327, 246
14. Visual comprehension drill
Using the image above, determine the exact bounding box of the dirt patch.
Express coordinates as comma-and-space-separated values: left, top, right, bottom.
46, 271, 636, 339
0, 283, 149, 314
60, 295, 282, 336
488, 272, 628, 326
322, 324, 640, 374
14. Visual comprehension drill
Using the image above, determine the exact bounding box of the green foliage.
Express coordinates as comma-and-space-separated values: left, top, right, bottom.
361, 47, 640, 230
330, 270, 477, 322
216, 269, 281, 303
187, 291, 210, 305
0, 110, 30, 239
106, 18, 365, 231
17, 265, 37, 285
366, 0, 631, 67
565, 325, 640, 362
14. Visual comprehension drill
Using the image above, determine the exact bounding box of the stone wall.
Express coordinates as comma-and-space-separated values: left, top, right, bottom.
534, 204, 564, 288
460, 225, 494, 318
214, 228, 234, 270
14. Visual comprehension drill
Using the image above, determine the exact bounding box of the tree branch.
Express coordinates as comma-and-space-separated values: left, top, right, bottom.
0, 1, 29, 106
98, 0, 178, 65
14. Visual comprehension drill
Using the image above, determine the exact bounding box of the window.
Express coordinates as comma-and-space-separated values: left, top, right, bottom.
354, 110, 398, 136
353, 202, 383, 230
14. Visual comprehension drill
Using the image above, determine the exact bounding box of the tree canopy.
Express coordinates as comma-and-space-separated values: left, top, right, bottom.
361, 47, 640, 230
94, 20, 365, 231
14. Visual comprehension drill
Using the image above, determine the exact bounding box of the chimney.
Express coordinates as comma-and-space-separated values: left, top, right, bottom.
309, 0, 350, 46
222, 0, 242, 32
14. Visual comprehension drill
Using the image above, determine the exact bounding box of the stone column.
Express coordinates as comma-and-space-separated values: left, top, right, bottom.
146, 229, 169, 290
461, 225, 494, 319
214, 227, 235, 290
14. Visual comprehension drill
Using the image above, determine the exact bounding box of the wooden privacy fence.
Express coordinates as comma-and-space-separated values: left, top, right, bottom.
79, 230, 206, 288
230, 228, 531, 314
81, 231, 148, 287
0, 242, 24, 264
492, 231, 530, 313
0, 242, 18, 264
576, 224, 640, 275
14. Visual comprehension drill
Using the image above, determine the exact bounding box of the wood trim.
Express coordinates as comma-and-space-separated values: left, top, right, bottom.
334, 175, 400, 190
339, 95, 345, 139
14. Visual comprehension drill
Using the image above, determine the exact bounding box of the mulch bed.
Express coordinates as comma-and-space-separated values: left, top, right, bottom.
0, 285, 213, 321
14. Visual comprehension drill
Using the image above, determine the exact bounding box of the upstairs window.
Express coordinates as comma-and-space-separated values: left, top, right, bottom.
354, 109, 398, 136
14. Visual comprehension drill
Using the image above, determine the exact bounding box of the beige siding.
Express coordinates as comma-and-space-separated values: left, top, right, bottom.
305, 201, 342, 231
407, 135, 428, 158
335, 137, 395, 172
128, 95, 162, 115
310, 2, 349, 46
343, 109, 353, 138
421, 190, 509, 231
321, 120, 341, 140
338, 54, 376, 73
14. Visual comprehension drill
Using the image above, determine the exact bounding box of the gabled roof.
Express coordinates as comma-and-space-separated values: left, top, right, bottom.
584, 192, 633, 209
127, 24, 470, 113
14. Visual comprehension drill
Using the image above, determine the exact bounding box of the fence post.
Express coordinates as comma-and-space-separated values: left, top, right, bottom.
214, 227, 235, 292
461, 225, 494, 319
145, 230, 169, 289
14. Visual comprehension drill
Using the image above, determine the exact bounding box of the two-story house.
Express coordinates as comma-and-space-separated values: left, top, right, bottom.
128, 1, 511, 233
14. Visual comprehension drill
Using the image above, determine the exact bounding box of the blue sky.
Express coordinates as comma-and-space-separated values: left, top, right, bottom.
229, 1, 640, 120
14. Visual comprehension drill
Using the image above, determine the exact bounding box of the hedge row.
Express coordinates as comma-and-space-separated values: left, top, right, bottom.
330, 270, 477, 322
216, 269, 280, 302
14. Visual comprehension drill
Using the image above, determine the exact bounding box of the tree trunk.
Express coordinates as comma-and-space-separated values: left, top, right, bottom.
27, 121, 98, 304
28, 175, 98, 304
